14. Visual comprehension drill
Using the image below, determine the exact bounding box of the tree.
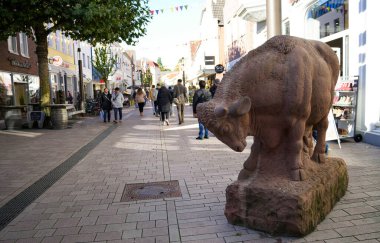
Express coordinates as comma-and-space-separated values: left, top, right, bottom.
157, 57, 171, 72
142, 69, 152, 88
92, 46, 118, 88
0, 0, 151, 113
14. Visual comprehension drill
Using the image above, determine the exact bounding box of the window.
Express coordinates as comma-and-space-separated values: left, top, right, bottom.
87, 56, 90, 69
334, 18, 340, 33
48, 34, 53, 47
7, 36, 18, 54
19, 32, 29, 57
55, 31, 61, 51
324, 23, 330, 37
62, 38, 67, 54
82, 53, 86, 67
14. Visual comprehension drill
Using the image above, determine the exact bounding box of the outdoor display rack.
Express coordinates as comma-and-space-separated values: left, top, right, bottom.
332, 76, 362, 142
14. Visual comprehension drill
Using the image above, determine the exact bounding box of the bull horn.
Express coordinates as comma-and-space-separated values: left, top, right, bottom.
228, 96, 251, 117
214, 106, 228, 118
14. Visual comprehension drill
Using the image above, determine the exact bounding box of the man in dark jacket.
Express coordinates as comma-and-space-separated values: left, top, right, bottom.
209, 78, 220, 98
100, 88, 112, 123
193, 80, 212, 140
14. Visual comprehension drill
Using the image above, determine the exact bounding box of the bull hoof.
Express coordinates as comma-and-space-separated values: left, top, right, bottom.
290, 169, 307, 181
238, 168, 254, 180
311, 152, 326, 164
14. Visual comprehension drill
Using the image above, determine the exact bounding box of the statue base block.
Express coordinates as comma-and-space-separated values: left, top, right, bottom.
225, 157, 348, 236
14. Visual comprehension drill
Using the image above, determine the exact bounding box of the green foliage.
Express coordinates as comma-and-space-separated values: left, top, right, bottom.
0, 0, 151, 108
157, 57, 171, 72
0, 0, 152, 45
92, 46, 118, 88
142, 69, 152, 87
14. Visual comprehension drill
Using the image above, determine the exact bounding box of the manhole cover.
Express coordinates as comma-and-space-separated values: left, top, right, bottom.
121, 180, 182, 202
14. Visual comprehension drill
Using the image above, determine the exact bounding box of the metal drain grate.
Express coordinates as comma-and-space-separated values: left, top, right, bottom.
121, 180, 182, 202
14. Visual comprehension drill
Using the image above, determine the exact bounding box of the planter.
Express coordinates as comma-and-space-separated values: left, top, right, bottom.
0, 106, 27, 130
47, 104, 68, 129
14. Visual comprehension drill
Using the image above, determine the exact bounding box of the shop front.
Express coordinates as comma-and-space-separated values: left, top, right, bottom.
290, 0, 380, 145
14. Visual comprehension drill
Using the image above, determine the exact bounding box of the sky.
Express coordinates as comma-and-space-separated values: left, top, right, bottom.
125, 0, 207, 69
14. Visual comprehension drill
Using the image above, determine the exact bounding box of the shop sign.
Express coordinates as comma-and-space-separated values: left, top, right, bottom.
8, 58, 32, 69
215, 64, 225, 74
289, 0, 301, 5
50, 56, 63, 66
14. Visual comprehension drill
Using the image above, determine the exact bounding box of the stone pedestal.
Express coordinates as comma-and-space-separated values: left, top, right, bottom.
225, 157, 348, 236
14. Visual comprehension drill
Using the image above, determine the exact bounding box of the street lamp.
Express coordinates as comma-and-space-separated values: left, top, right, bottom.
182, 57, 185, 83
77, 47, 84, 110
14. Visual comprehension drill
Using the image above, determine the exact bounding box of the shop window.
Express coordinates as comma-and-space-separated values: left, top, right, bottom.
307, 0, 349, 39
87, 56, 90, 69
19, 32, 29, 57
7, 36, 18, 54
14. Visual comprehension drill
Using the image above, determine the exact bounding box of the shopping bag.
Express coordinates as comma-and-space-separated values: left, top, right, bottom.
99, 110, 104, 121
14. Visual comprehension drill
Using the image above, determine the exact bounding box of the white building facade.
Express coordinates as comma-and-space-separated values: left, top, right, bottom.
223, 0, 380, 145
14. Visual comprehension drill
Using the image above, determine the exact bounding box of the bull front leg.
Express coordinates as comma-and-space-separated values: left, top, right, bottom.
238, 139, 260, 180
311, 115, 329, 163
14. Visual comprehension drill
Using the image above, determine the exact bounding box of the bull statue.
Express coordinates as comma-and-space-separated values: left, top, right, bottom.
197, 35, 339, 181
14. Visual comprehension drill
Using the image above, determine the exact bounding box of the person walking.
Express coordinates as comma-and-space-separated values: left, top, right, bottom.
168, 86, 174, 116
157, 85, 173, 126
100, 88, 112, 123
193, 80, 212, 139
112, 87, 124, 123
209, 78, 220, 98
135, 87, 146, 116
173, 79, 188, 124
66, 91, 73, 104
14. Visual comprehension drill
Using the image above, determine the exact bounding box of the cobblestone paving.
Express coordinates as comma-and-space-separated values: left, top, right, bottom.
0, 105, 379, 242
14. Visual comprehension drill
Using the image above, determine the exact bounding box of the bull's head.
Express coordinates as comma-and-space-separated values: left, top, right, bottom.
197, 96, 251, 152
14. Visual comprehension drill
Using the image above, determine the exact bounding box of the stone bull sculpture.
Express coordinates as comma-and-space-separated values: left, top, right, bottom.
197, 35, 340, 181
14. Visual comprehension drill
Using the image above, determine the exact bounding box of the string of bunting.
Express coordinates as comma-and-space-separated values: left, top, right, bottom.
150, 5, 188, 15
138, 36, 219, 50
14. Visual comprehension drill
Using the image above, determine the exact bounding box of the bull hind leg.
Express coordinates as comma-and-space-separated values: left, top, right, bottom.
238, 140, 260, 180
288, 120, 308, 181
311, 115, 329, 163
303, 126, 314, 158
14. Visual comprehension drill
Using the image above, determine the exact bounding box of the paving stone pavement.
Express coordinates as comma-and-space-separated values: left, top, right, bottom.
0, 104, 379, 242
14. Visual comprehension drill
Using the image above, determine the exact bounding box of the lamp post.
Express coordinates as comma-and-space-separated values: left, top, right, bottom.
77, 47, 84, 110
266, 0, 282, 39
182, 57, 185, 83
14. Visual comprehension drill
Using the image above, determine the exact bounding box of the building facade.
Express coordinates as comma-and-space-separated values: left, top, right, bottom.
223, 0, 380, 145
0, 33, 39, 108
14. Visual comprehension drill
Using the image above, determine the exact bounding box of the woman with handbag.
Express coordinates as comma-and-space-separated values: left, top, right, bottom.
100, 88, 112, 123
135, 88, 146, 116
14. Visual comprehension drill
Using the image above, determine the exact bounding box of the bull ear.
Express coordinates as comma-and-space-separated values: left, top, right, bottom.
228, 96, 251, 117
214, 106, 228, 118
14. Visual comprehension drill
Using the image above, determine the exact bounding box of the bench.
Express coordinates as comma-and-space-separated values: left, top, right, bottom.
66, 104, 85, 118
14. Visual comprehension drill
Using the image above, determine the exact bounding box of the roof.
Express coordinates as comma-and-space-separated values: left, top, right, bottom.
212, 0, 226, 26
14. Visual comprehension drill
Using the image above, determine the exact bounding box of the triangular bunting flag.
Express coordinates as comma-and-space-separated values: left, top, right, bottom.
176, 6, 178, 11
150, 10, 154, 15
156, 10, 159, 14
180, 6, 183, 11
171, 7, 174, 12
185, 5, 188, 10
161, 9, 164, 13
